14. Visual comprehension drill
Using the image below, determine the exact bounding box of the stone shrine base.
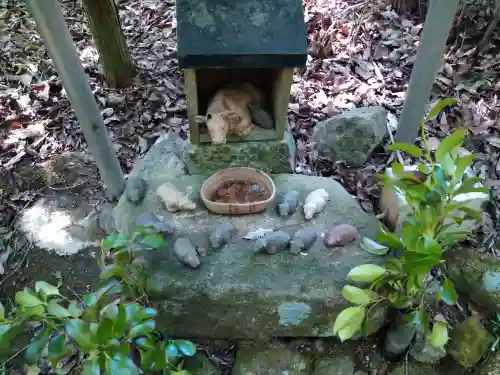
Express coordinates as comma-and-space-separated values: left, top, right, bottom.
185, 125, 297, 175
113, 173, 385, 339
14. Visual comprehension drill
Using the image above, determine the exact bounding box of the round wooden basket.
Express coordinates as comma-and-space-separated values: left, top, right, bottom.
200, 167, 276, 215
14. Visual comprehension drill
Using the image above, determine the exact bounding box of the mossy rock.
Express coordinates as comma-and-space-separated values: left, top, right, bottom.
389, 360, 439, 375
448, 317, 494, 369
232, 341, 312, 375
183, 353, 219, 375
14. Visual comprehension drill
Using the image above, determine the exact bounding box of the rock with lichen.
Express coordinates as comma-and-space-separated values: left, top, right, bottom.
448, 317, 494, 369
312, 106, 387, 167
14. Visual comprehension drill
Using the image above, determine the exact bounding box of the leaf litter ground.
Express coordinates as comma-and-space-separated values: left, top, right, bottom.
2, 0, 500, 372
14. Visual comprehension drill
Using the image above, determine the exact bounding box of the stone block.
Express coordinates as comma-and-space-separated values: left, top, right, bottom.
185, 125, 296, 174
113, 173, 385, 339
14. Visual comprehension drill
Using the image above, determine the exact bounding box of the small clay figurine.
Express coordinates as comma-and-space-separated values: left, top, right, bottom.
125, 176, 148, 204
253, 230, 292, 255
324, 224, 358, 247
275, 189, 300, 217
248, 103, 274, 129
195, 82, 263, 145
290, 228, 317, 255
156, 182, 196, 213
209, 221, 237, 249
135, 212, 174, 236
304, 188, 330, 220
173, 237, 200, 269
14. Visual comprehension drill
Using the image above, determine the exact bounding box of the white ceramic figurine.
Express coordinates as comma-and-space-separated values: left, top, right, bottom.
303, 188, 330, 220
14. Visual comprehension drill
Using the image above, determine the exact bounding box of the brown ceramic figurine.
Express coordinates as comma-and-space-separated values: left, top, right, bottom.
195, 82, 263, 145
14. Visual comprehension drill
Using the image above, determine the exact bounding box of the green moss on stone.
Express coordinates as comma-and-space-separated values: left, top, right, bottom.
448, 317, 494, 369
232, 342, 312, 375
186, 124, 296, 175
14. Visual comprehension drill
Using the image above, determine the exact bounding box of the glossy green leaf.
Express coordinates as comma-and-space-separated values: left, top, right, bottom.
65, 319, 96, 349
102, 233, 128, 250
100, 303, 119, 322
347, 264, 387, 283
48, 334, 70, 369
165, 342, 180, 359
376, 227, 404, 249
404, 251, 441, 275
454, 185, 489, 196
423, 236, 442, 257
35, 281, 61, 301
453, 154, 477, 184
341, 285, 373, 305
100, 264, 123, 279
0, 323, 13, 349
47, 300, 71, 318
105, 352, 140, 375
0, 302, 5, 320
458, 206, 483, 221
139, 346, 165, 371
430, 321, 449, 348
25, 327, 51, 365
424, 98, 457, 122
439, 279, 457, 306
387, 143, 424, 157
127, 319, 155, 338
125, 303, 141, 325
408, 308, 429, 333
435, 128, 467, 164
361, 237, 390, 255
140, 233, 167, 249
68, 301, 82, 318
114, 305, 128, 337
140, 307, 158, 319
83, 292, 98, 308
135, 337, 155, 350
174, 339, 197, 357
96, 318, 114, 345
333, 306, 365, 342
417, 163, 431, 174
82, 358, 101, 375
95, 279, 124, 300
437, 231, 471, 247
391, 162, 404, 175
15, 289, 45, 308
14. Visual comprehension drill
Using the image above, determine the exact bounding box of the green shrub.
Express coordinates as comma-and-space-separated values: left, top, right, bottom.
0, 226, 195, 375
333, 98, 488, 349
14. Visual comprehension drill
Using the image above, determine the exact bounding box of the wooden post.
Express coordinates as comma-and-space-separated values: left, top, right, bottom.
26, 0, 125, 200
273, 68, 294, 140
183, 69, 200, 145
395, 0, 460, 144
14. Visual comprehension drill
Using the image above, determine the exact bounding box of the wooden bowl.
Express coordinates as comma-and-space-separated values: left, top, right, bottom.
200, 167, 276, 215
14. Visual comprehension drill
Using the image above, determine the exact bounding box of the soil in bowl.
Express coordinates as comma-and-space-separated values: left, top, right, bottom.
211, 180, 271, 204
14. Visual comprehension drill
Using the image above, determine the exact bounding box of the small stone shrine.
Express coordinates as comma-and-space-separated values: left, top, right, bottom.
176, 0, 307, 174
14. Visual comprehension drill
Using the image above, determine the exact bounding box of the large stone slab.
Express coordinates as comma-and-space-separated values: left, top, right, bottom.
185, 125, 296, 174
113, 174, 383, 339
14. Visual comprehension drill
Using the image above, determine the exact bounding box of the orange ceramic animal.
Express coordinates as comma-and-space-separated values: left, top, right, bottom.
196, 82, 263, 145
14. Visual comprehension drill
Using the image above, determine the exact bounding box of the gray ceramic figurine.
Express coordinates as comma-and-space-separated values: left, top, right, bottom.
275, 190, 300, 217
173, 237, 200, 269
135, 212, 174, 236
209, 221, 237, 249
290, 228, 317, 255
253, 230, 292, 255
248, 103, 274, 129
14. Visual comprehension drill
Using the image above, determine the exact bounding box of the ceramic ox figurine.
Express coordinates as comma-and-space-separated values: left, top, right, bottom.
195, 82, 264, 145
